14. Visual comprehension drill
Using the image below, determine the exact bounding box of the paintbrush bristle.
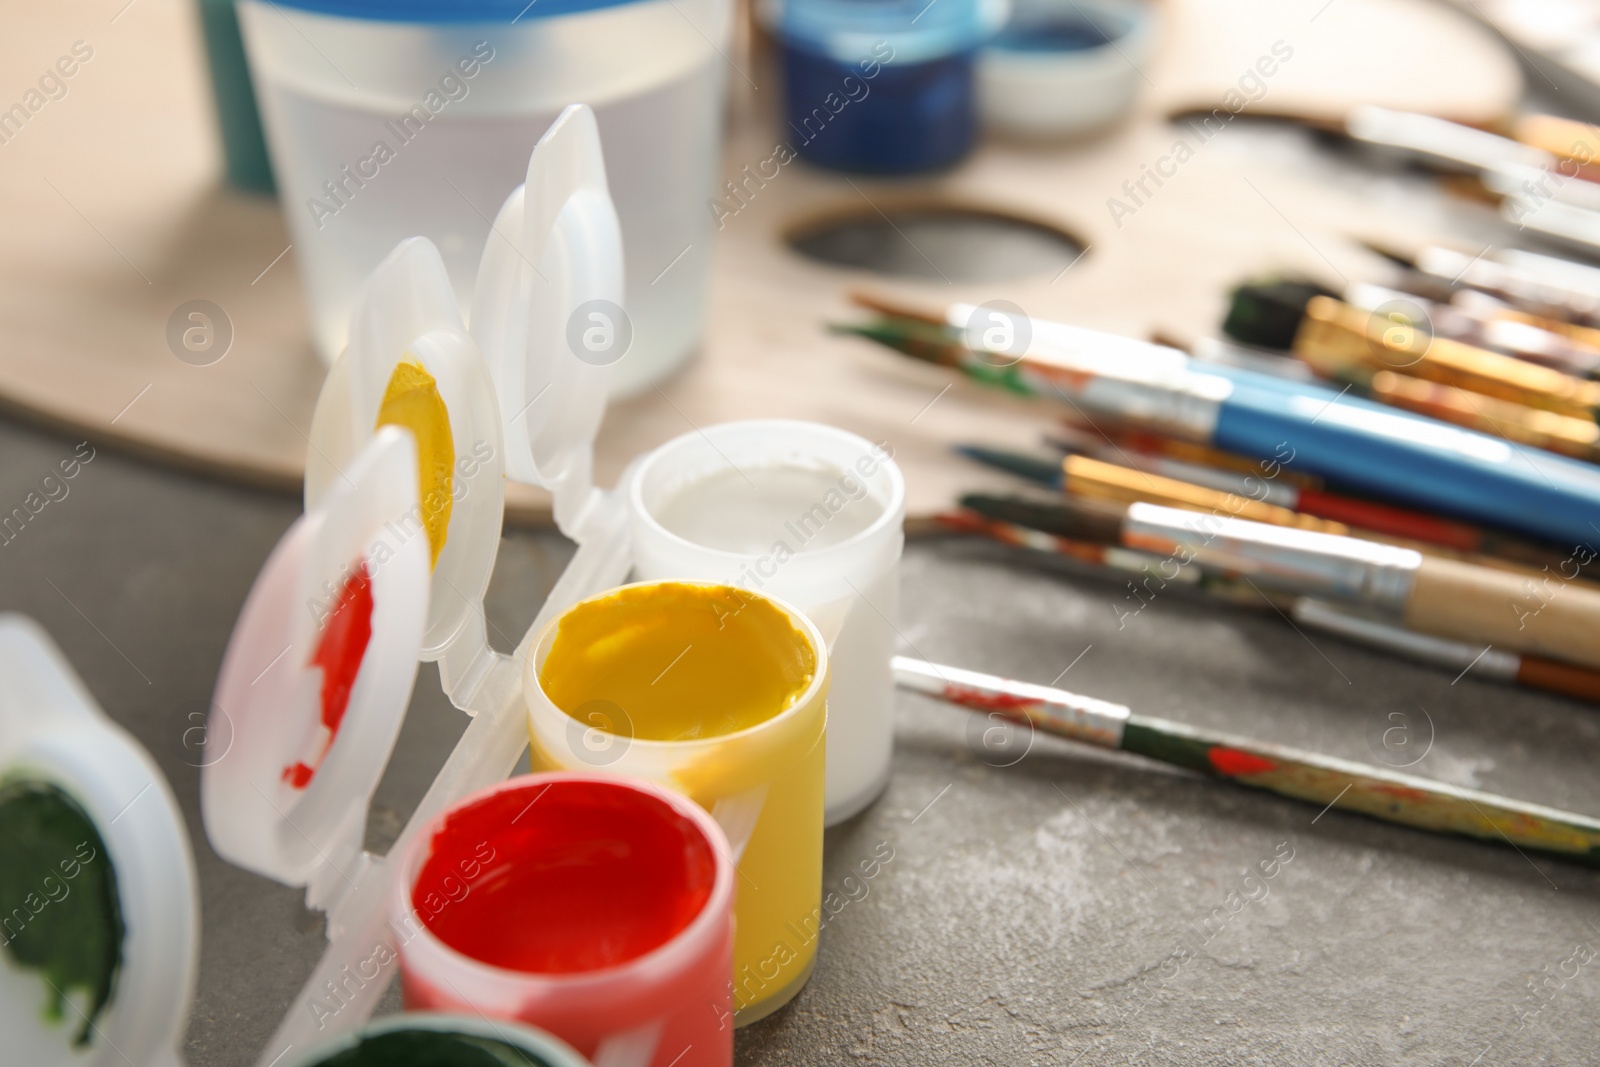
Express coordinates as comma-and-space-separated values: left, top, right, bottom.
834, 319, 964, 367
1223, 278, 1338, 351
848, 290, 946, 325
955, 445, 1064, 486
959, 493, 1125, 545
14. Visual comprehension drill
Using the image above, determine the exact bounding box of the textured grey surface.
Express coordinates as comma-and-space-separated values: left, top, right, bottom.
4, 412, 1600, 1066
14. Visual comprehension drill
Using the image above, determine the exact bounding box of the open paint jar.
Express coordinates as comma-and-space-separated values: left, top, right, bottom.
238, 0, 727, 393
629, 420, 904, 825
525, 582, 829, 1025
391, 775, 734, 1067
285, 1013, 591, 1067
200, 106, 644, 1056
977, 0, 1154, 139
759, 0, 1008, 172
0, 615, 199, 1067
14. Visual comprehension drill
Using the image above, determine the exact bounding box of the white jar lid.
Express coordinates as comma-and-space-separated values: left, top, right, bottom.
205, 105, 624, 912
306, 237, 507, 660
203, 429, 430, 907
0, 615, 198, 1067
470, 103, 624, 539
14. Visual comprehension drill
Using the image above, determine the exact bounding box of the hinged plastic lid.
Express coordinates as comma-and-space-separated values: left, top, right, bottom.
0, 615, 198, 1067
471, 103, 624, 538
307, 237, 506, 660
203, 429, 430, 906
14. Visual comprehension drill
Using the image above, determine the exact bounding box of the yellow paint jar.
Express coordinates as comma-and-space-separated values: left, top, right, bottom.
524, 581, 828, 1025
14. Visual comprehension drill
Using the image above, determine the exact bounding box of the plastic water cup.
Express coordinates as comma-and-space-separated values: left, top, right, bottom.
237, 0, 729, 393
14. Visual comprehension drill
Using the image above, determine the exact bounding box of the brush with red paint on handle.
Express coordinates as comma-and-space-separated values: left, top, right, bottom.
893, 656, 1600, 867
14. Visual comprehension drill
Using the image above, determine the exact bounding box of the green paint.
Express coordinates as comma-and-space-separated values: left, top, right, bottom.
833, 317, 1042, 399
963, 360, 1036, 397
1120, 718, 1213, 774
311, 1029, 558, 1067
0, 779, 124, 1046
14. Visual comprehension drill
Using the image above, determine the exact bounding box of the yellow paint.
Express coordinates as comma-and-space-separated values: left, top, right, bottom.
533, 582, 827, 1023
375, 359, 453, 568
540, 582, 816, 740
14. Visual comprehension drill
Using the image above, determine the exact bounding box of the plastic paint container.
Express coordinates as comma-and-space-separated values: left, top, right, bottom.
284, 1013, 591, 1067
0, 615, 199, 1067
237, 0, 728, 393
977, 0, 1153, 139
203, 107, 641, 1056
392, 775, 734, 1067
204, 426, 432, 909
629, 420, 904, 825
525, 581, 829, 1025
759, 0, 1008, 172
305, 235, 507, 662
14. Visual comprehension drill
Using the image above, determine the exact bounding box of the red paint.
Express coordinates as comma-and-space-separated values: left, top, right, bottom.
413, 778, 717, 974
1370, 782, 1429, 805
1207, 746, 1277, 777
282, 559, 374, 788
943, 684, 1042, 715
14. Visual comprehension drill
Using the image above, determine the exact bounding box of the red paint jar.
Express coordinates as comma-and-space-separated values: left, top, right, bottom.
391, 773, 735, 1067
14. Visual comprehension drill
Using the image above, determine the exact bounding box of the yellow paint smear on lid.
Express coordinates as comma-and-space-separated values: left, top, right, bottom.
375, 358, 454, 569
540, 583, 817, 742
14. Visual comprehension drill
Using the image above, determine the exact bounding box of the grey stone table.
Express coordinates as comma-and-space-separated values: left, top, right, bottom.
4, 412, 1600, 1066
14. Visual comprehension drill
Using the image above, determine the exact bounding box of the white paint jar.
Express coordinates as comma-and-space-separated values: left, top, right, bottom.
628, 420, 905, 825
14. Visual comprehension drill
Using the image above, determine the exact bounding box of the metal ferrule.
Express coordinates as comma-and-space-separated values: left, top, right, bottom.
947, 305, 1235, 441
1121, 502, 1422, 614
1291, 598, 1521, 679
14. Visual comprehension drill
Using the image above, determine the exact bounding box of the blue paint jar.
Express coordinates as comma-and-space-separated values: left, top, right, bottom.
760, 0, 1008, 173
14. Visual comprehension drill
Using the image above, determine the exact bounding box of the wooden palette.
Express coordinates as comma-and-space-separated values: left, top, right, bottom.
0, 0, 1521, 526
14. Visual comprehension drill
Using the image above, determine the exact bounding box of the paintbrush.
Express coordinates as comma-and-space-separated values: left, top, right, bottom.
962, 452, 1570, 579
938, 507, 1600, 705
1045, 423, 1323, 490
1372, 243, 1600, 329
1209, 287, 1600, 460
933, 508, 1272, 609
1292, 599, 1600, 705
959, 494, 1600, 671
893, 655, 1600, 868
1512, 114, 1600, 172
840, 298, 1600, 550
1225, 289, 1600, 422
1222, 279, 1600, 380
960, 444, 1488, 553
1361, 371, 1600, 463
1024, 436, 1598, 574
1305, 107, 1600, 258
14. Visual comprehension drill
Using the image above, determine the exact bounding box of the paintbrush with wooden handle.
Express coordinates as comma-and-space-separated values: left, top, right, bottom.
959, 494, 1600, 672
895, 656, 1600, 867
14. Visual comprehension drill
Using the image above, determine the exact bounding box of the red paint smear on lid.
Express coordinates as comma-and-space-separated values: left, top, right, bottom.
1207, 746, 1277, 777
282, 559, 374, 788
413, 780, 716, 974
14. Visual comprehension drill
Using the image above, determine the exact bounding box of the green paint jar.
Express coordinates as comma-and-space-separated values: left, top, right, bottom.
0, 615, 199, 1067
285, 1014, 593, 1067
